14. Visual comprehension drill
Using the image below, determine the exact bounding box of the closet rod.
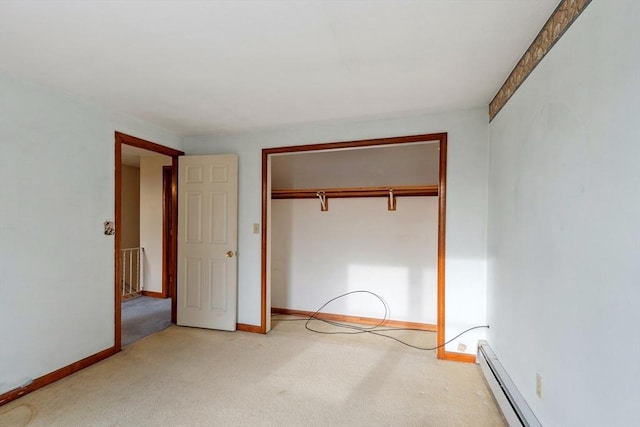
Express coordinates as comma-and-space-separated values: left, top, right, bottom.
271, 185, 438, 199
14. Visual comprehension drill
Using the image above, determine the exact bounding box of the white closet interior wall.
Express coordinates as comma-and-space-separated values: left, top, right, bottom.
270, 142, 439, 324
271, 197, 438, 323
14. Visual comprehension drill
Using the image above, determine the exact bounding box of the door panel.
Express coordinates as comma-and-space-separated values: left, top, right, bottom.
177, 155, 238, 331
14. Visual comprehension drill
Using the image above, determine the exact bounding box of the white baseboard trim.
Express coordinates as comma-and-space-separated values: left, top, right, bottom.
477, 341, 542, 427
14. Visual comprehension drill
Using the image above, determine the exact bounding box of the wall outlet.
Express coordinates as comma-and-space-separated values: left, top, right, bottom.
536, 373, 543, 398
253, 223, 260, 234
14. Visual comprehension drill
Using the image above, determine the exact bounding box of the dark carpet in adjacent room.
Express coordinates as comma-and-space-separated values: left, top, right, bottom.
121, 296, 171, 346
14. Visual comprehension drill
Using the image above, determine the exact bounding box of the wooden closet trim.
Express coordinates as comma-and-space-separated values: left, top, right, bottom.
261, 132, 450, 360
264, 133, 443, 154
272, 307, 438, 332
437, 133, 447, 360
272, 185, 438, 199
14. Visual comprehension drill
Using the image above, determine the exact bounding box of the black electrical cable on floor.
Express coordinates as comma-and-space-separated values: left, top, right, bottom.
271, 290, 489, 351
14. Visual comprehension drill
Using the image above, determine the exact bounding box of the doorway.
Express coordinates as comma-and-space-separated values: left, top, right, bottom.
114, 132, 183, 351
261, 133, 448, 359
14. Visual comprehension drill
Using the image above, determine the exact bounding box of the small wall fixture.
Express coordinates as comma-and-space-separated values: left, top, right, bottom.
316, 191, 328, 211
387, 189, 396, 211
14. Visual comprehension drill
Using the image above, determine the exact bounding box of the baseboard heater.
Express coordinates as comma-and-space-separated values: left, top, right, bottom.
477, 341, 542, 427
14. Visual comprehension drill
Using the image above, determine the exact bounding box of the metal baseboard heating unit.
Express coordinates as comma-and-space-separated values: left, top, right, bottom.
477, 341, 542, 427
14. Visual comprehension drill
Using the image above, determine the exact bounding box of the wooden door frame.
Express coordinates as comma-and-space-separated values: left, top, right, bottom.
114, 132, 184, 351
260, 132, 450, 360
161, 165, 173, 302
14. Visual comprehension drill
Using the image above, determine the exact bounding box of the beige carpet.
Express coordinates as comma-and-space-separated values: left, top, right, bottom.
0, 317, 505, 426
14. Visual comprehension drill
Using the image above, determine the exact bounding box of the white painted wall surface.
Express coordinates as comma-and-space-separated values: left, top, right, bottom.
486, 1, 640, 425
0, 71, 183, 394
272, 197, 438, 323
185, 106, 489, 353
121, 165, 140, 249
139, 156, 171, 293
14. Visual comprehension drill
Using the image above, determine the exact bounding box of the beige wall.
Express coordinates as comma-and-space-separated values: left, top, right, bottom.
121, 165, 140, 249
140, 156, 171, 293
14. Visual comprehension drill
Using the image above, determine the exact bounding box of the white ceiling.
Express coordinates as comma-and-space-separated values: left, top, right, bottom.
0, 0, 558, 136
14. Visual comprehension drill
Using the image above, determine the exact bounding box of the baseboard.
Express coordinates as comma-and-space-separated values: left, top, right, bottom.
444, 351, 476, 363
0, 346, 117, 407
236, 323, 262, 333
271, 307, 437, 332
141, 290, 166, 298
477, 341, 541, 426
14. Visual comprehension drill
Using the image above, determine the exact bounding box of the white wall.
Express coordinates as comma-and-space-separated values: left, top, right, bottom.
185, 106, 489, 353
0, 71, 183, 394
272, 197, 438, 323
139, 156, 171, 293
486, 1, 640, 425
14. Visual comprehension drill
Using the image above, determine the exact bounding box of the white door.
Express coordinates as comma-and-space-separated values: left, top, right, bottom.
177, 154, 238, 331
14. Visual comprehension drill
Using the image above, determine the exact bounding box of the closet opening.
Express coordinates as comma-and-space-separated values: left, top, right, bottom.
261, 133, 448, 359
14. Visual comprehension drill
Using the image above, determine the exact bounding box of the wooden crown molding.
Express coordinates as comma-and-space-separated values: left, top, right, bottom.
489, 0, 592, 121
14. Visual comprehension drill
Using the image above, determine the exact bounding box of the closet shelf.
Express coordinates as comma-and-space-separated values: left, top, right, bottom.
271, 185, 438, 199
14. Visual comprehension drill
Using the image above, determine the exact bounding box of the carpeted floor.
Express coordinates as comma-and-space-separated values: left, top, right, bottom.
0, 316, 505, 427
121, 296, 172, 347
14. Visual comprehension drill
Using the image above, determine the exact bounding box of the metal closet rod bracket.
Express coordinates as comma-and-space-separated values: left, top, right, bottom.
316, 191, 328, 211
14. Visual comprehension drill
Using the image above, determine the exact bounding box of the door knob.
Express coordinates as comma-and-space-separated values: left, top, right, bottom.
226, 251, 235, 258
